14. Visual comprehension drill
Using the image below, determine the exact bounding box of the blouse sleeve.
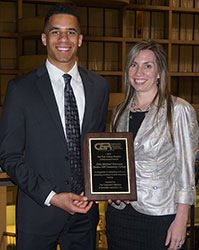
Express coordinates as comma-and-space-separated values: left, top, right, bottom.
173, 99, 199, 205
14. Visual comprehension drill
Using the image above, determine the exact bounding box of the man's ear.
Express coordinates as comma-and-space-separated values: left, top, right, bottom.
41, 33, 47, 46
78, 34, 83, 47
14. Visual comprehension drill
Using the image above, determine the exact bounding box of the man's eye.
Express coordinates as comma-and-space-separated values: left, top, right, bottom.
67, 31, 76, 35
51, 31, 59, 35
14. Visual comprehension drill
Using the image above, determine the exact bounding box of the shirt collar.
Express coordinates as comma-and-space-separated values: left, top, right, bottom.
46, 59, 80, 82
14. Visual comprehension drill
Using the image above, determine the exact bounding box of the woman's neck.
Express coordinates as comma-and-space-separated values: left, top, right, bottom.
135, 88, 157, 106
132, 88, 158, 112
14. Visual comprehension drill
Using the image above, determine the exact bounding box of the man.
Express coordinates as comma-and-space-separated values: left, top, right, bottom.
0, 3, 109, 250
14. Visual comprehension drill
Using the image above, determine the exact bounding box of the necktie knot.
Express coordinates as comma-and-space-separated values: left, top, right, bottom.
63, 74, 72, 85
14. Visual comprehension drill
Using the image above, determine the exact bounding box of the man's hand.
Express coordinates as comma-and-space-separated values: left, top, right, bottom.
50, 192, 93, 215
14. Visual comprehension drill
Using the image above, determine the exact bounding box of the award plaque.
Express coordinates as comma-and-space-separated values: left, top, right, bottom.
82, 132, 137, 201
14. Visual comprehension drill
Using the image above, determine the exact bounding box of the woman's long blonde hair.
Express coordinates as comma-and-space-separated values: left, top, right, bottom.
111, 40, 173, 139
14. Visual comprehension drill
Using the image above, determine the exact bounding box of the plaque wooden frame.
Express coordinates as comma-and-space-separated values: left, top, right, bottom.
82, 132, 137, 201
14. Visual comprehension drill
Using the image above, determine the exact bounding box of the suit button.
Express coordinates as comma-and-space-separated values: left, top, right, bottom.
65, 180, 69, 185
65, 156, 69, 161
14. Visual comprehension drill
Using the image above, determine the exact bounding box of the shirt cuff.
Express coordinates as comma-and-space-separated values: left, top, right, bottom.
44, 191, 56, 206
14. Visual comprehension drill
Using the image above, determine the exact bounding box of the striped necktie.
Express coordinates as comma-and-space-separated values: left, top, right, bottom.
63, 73, 83, 194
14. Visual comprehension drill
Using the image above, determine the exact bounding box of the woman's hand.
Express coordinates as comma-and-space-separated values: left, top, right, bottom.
165, 204, 189, 250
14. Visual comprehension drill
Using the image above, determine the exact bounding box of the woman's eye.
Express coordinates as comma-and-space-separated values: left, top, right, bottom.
131, 62, 137, 68
145, 64, 152, 69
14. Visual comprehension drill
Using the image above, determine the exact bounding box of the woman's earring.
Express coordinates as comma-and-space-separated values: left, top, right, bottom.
157, 78, 160, 86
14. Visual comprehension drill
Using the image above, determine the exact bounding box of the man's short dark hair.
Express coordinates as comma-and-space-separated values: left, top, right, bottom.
44, 3, 81, 32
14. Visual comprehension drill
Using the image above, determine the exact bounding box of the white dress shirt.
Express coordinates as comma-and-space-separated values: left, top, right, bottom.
46, 59, 85, 132
45, 60, 85, 205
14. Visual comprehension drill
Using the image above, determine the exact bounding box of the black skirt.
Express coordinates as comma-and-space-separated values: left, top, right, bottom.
105, 204, 187, 250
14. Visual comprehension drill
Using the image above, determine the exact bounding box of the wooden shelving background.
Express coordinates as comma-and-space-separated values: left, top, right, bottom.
0, 0, 199, 125
0, 0, 198, 127
0, 1, 199, 249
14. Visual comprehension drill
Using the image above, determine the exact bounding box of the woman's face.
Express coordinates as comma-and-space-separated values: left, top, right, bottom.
128, 49, 159, 95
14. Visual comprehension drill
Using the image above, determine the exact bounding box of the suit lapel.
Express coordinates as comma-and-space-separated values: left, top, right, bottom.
36, 65, 68, 150
134, 98, 166, 142
117, 96, 166, 141
35, 66, 96, 147
79, 67, 95, 143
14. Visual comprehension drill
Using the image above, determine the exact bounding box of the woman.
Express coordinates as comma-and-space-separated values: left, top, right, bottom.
106, 40, 199, 250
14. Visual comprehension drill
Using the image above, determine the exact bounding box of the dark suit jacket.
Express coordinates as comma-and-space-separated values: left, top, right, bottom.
0, 64, 109, 234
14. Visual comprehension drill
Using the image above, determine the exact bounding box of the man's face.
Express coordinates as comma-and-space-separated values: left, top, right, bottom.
41, 14, 83, 72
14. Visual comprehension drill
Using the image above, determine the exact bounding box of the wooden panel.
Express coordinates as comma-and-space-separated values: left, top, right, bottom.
37, 4, 54, 16
178, 77, 192, 103
19, 55, 46, 72
180, 13, 193, 41
88, 42, 103, 71
151, 11, 168, 39
142, 11, 151, 39
104, 76, 122, 93
7, 187, 17, 206
195, 0, 199, 8
104, 42, 121, 71
0, 2, 16, 33
179, 45, 192, 73
172, 0, 180, 7
22, 3, 35, 18
181, 0, 194, 8
77, 42, 88, 68
0, 186, 6, 250
192, 78, 199, 104
152, 0, 169, 5
194, 14, 199, 40
109, 92, 125, 110
171, 45, 179, 72
105, 8, 121, 37
73, 0, 129, 7
192, 104, 199, 121
88, 8, 103, 36
126, 10, 135, 38
106, 92, 125, 132
0, 39, 17, 70
171, 76, 199, 107
126, 42, 137, 56
172, 13, 180, 40
18, 17, 44, 33
193, 46, 199, 73
77, 7, 88, 35
23, 0, 72, 3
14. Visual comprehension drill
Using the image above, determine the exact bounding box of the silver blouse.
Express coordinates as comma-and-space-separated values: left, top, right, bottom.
112, 96, 199, 216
